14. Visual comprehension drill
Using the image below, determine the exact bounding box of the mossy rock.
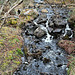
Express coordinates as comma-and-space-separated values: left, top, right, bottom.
7, 18, 18, 27
62, 35, 69, 40
8, 19, 17, 25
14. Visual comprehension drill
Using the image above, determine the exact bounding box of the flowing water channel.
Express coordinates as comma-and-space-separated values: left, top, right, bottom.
14, 0, 73, 75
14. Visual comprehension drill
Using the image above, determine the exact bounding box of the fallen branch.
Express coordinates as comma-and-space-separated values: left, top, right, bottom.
0, 0, 9, 15
3, 0, 23, 18
0, 0, 23, 29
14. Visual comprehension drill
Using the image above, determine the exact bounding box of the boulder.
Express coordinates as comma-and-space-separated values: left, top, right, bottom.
58, 40, 75, 54
53, 18, 67, 28
51, 29, 62, 38
34, 27, 46, 38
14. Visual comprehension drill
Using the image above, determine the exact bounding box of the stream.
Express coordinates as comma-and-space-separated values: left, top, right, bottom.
14, 0, 73, 75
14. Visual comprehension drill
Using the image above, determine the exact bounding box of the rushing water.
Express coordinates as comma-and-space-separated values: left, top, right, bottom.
14, 0, 73, 75
42, 20, 53, 42
63, 21, 73, 38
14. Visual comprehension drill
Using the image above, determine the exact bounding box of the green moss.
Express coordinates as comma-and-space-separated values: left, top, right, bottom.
0, 27, 23, 74
10, 20, 17, 25
8, 55, 13, 60
13, 60, 20, 65
1, 63, 8, 71
27, 16, 31, 21
24, 46, 28, 57
16, 48, 23, 56
8, 38, 19, 44
0, 42, 4, 45
7, 18, 17, 25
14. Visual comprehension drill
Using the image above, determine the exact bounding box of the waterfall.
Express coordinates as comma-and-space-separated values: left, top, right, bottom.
41, 20, 53, 42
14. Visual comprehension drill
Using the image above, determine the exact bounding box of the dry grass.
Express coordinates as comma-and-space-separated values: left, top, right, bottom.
67, 55, 75, 75
0, 27, 23, 75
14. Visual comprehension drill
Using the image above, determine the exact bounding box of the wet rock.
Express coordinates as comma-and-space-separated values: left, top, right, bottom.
37, 18, 47, 24
58, 40, 75, 54
62, 30, 73, 40
49, 21, 54, 27
25, 29, 34, 35
53, 29, 62, 33
52, 29, 62, 38
53, 18, 67, 28
34, 27, 46, 38
66, 30, 72, 36
41, 9, 48, 13
48, 27, 53, 33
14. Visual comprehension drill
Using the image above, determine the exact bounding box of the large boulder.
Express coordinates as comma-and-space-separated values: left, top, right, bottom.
34, 27, 46, 38
58, 40, 75, 54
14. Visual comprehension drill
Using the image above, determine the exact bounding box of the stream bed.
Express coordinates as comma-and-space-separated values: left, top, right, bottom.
14, 0, 73, 75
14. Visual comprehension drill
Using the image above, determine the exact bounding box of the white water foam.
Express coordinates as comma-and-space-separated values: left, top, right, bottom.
33, 20, 53, 43
63, 23, 73, 38
42, 21, 53, 43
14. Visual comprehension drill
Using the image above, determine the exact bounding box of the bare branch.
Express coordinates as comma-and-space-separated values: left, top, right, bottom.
0, 0, 23, 29
3, 0, 23, 18
0, 0, 9, 15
